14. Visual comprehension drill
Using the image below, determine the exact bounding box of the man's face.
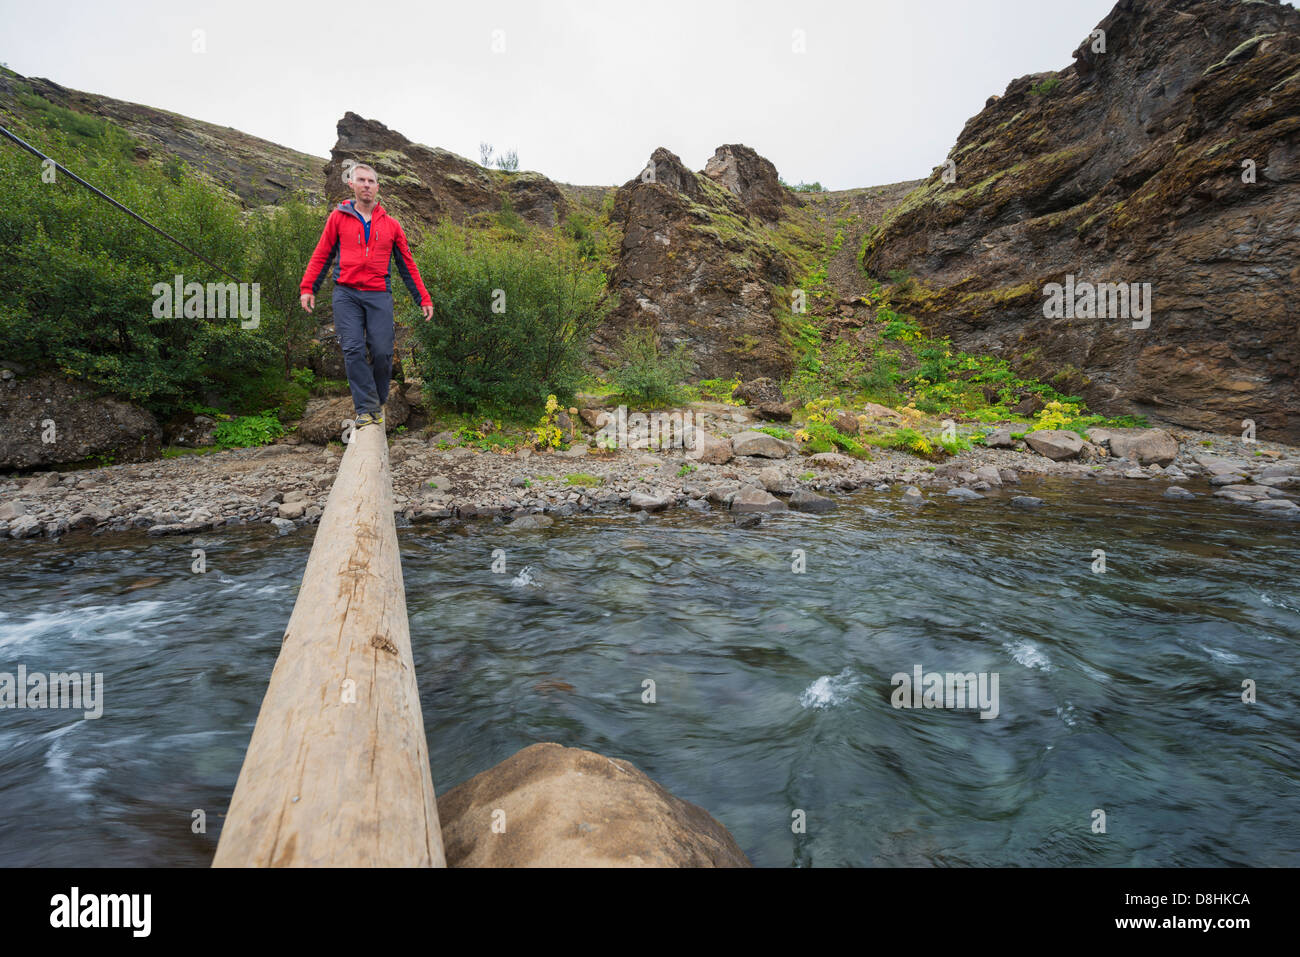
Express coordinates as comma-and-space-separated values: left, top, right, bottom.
350, 168, 378, 202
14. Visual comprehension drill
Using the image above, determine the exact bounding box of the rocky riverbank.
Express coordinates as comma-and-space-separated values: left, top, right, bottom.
2, 399, 1298, 543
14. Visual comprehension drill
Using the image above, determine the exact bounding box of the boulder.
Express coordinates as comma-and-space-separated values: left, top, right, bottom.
788, 488, 836, 513
685, 430, 733, 465
730, 430, 791, 459
732, 378, 795, 421
629, 490, 673, 512
1103, 428, 1179, 467
730, 486, 787, 512
1010, 496, 1044, 509
1024, 430, 1083, 461
0, 373, 161, 469
946, 487, 984, 501
1164, 486, 1196, 500
298, 396, 358, 445
437, 742, 751, 867
983, 428, 1016, 449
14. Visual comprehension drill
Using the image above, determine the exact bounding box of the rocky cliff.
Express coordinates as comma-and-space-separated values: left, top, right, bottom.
861, 0, 1300, 442
594, 144, 819, 381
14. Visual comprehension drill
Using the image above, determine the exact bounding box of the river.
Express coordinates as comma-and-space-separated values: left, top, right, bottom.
1, 476, 1296, 866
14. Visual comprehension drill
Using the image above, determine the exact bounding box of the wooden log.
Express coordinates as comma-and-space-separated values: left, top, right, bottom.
213, 423, 445, 867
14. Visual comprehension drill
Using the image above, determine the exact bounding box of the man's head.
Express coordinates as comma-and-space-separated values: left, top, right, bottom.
345, 162, 378, 203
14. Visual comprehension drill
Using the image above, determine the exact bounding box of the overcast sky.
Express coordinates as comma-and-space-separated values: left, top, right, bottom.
1, 0, 1248, 190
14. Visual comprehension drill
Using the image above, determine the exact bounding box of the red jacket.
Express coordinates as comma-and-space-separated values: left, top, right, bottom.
300, 200, 431, 307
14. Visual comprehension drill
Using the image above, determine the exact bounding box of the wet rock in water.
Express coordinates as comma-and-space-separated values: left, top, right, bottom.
1010, 496, 1044, 509
730, 430, 791, 459
509, 513, 554, 530
901, 485, 924, 504
270, 517, 296, 535
1024, 430, 1083, 461
1249, 499, 1300, 514
998, 468, 1020, 485
730, 485, 786, 513
8, 515, 40, 538
946, 487, 984, 501
788, 488, 836, 513
686, 498, 710, 511
629, 490, 672, 512
1164, 486, 1196, 500
705, 484, 739, 506
733, 512, 764, 528
1208, 473, 1247, 486
437, 742, 750, 867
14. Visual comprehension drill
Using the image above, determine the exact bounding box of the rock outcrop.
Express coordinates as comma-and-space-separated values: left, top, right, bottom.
597, 146, 812, 381
861, 0, 1300, 442
0, 373, 161, 469
703, 144, 799, 222
436, 743, 751, 867
323, 112, 574, 231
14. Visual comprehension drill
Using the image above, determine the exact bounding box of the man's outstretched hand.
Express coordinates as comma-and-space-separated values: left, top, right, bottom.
421, 303, 433, 322
300, 293, 314, 313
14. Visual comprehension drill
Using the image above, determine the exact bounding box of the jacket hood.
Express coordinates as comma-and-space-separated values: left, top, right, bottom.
337, 198, 388, 220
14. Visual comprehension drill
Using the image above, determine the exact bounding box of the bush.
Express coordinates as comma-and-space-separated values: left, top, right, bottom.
0, 101, 316, 418
408, 221, 612, 416
609, 325, 693, 407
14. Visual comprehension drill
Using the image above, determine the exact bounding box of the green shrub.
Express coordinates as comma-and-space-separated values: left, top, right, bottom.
212, 412, 284, 448
408, 220, 613, 416
609, 325, 693, 406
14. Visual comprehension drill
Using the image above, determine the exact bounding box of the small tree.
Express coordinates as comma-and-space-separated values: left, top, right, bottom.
479, 142, 493, 167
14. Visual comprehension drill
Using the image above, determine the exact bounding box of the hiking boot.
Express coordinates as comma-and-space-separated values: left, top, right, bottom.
353, 412, 374, 429
373, 409, 385, 427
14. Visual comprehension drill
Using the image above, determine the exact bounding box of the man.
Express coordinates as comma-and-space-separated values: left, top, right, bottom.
299, 162, 434, 430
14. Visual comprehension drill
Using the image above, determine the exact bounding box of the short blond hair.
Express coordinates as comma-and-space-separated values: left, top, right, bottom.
342, 160, 378, 185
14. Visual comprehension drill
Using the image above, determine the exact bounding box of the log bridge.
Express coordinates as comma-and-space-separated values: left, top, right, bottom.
213, 424, 445, 867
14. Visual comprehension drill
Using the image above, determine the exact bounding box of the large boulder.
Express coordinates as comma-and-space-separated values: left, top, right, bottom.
436, 743, 751, 867
1024, 429, 1083, 461
733, 378, 795, 421
0, 373, 161, 469
1101, 427, 1179, 467
730, 485, 787, 512
730, 430, 791, 458
296, 387, 409, 444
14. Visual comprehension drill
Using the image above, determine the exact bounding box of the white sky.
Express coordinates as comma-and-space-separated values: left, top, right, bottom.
2, 0, 1266, 190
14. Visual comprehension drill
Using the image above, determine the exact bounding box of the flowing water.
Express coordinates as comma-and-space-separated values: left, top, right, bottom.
1, 476, 1297, 867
